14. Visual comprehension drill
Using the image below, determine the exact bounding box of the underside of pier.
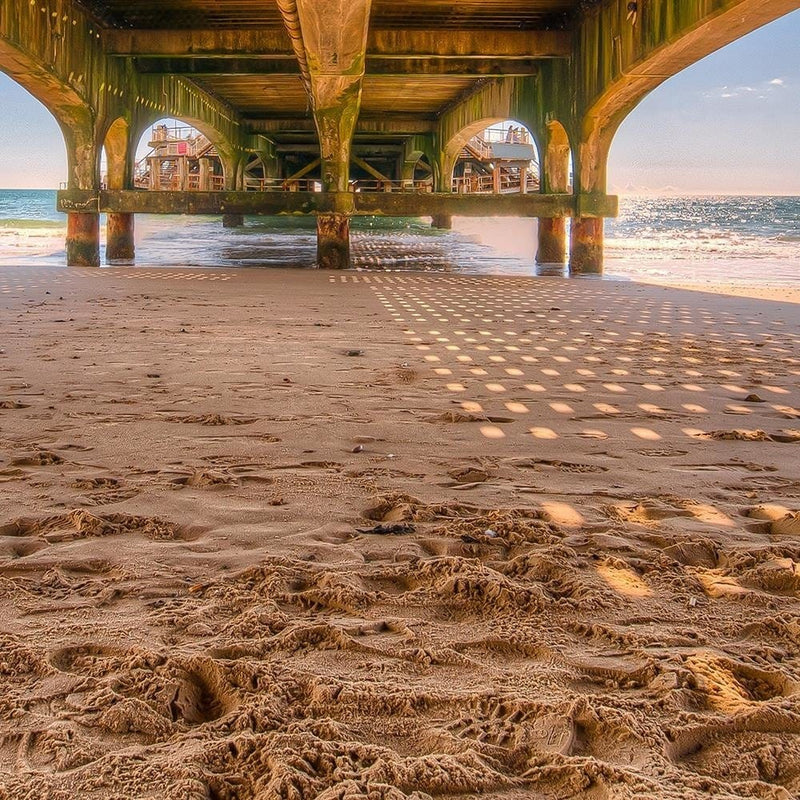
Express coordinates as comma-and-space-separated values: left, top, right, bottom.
1, 0, 798, 270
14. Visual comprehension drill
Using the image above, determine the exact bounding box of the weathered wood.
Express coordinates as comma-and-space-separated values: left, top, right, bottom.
103, 28, 571, 59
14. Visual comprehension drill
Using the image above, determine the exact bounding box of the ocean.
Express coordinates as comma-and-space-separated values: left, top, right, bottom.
0, 189, 798, 285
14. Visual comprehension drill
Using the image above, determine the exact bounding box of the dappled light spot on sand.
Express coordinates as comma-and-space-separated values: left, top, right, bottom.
631, 427, 662, 441
596, 563, 653, 598
530, 426, 558, 439
480, 425, 506, 439
540, 501, 584, 527
594, 403, 620, 414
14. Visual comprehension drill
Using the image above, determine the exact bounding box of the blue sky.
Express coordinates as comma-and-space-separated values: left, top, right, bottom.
0, 8, 798, 195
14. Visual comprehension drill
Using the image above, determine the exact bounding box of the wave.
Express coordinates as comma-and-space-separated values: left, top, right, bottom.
0, 218, 65, 230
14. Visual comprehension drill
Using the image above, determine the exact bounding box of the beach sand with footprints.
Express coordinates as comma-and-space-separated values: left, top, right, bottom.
1, 264, 799, 799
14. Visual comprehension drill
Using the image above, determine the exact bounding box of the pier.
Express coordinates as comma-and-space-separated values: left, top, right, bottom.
1, 0, 798, 270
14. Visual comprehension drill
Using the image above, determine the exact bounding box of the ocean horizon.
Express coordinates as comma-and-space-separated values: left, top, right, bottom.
0, 189, 798, 285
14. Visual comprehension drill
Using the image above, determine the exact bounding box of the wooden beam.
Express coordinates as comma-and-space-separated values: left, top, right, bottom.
58, 190, 610, 219
284, 157, 321, 181
351, 155, 391, 182
245, 116, 438, 134
105, 28, 571, 60
134, 56, 540, 77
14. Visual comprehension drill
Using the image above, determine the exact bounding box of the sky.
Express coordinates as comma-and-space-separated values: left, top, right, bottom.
0, 8, 798, 195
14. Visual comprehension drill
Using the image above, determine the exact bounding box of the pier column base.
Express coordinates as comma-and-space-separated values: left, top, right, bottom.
106, 213, 135, 263
569, 217, 604, 274
431, 214, 452, 230
317, 213, 350, 269
66, 213, 100, 267
222, 214, 245, 228
536, 218, 567, 264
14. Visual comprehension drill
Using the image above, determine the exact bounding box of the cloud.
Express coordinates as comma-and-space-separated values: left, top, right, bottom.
707, 78, 787, 100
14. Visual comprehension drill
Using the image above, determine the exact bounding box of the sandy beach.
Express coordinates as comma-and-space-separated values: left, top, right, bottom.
1, 264, 799, 799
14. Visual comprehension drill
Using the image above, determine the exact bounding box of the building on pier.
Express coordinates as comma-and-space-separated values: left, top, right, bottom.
452, 126, 540, 194
134, 124, 225, 192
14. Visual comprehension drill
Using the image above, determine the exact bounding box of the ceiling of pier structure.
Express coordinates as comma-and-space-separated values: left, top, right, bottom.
88, 0, 581, 145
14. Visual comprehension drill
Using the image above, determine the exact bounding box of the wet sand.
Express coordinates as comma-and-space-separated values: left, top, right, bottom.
1, 265, 799, 799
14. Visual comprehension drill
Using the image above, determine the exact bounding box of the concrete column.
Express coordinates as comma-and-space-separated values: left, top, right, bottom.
537, 121, 571, 266
431, 214, 452, 230
568, 124, 611, 275
66, 213, 100, 267
570, 217, 604, 274
317, 213, 350, 270
537, 218, 567, 264
222, 214, 245, 228
106, 213, 135, 262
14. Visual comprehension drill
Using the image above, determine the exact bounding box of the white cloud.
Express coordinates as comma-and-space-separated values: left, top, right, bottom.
770, 78, 785, 86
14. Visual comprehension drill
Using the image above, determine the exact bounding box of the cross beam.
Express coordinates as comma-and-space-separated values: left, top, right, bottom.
133, 56, 541, 77
104, 28, 571, 60
58, 190, 619, 220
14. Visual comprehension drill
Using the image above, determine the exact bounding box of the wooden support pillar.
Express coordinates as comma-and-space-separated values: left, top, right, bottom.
222, 214, 245, 228
106, 213, 135, 262
177, 156, 188, 192
199, 159, 211, 191
148, 158, 159, 190
569, 217, 604, 274
431, 214, 452, 230
67, 213, 100, 267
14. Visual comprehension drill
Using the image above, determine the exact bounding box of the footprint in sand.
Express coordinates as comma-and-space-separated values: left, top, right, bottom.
0, 510, 202, 544
11, 451, 64, 466
165, 413, 257, 426
699, 429, 800, 443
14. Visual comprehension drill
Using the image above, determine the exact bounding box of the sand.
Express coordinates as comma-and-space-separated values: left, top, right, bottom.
0, 264, 799, 799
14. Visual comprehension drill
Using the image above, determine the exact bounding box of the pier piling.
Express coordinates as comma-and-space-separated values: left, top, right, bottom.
106, 213, 135, 262
66, 213, 100, 267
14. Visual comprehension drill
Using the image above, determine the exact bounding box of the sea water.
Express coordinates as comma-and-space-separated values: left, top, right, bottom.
0, 189, 798, 285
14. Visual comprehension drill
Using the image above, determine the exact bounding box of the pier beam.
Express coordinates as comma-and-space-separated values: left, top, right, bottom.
223, 214, 245, 228
431, 214, 452, 230
67, 213, 100, 267
106, 213, 135, 262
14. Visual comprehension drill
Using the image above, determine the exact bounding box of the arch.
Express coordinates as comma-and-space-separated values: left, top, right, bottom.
133, 117, 230, 192
243, 154, 266, 191
443, 118, 541, 195
0, 37, 95, 189
578, 0, 799, 194
401, 150, 434, 188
